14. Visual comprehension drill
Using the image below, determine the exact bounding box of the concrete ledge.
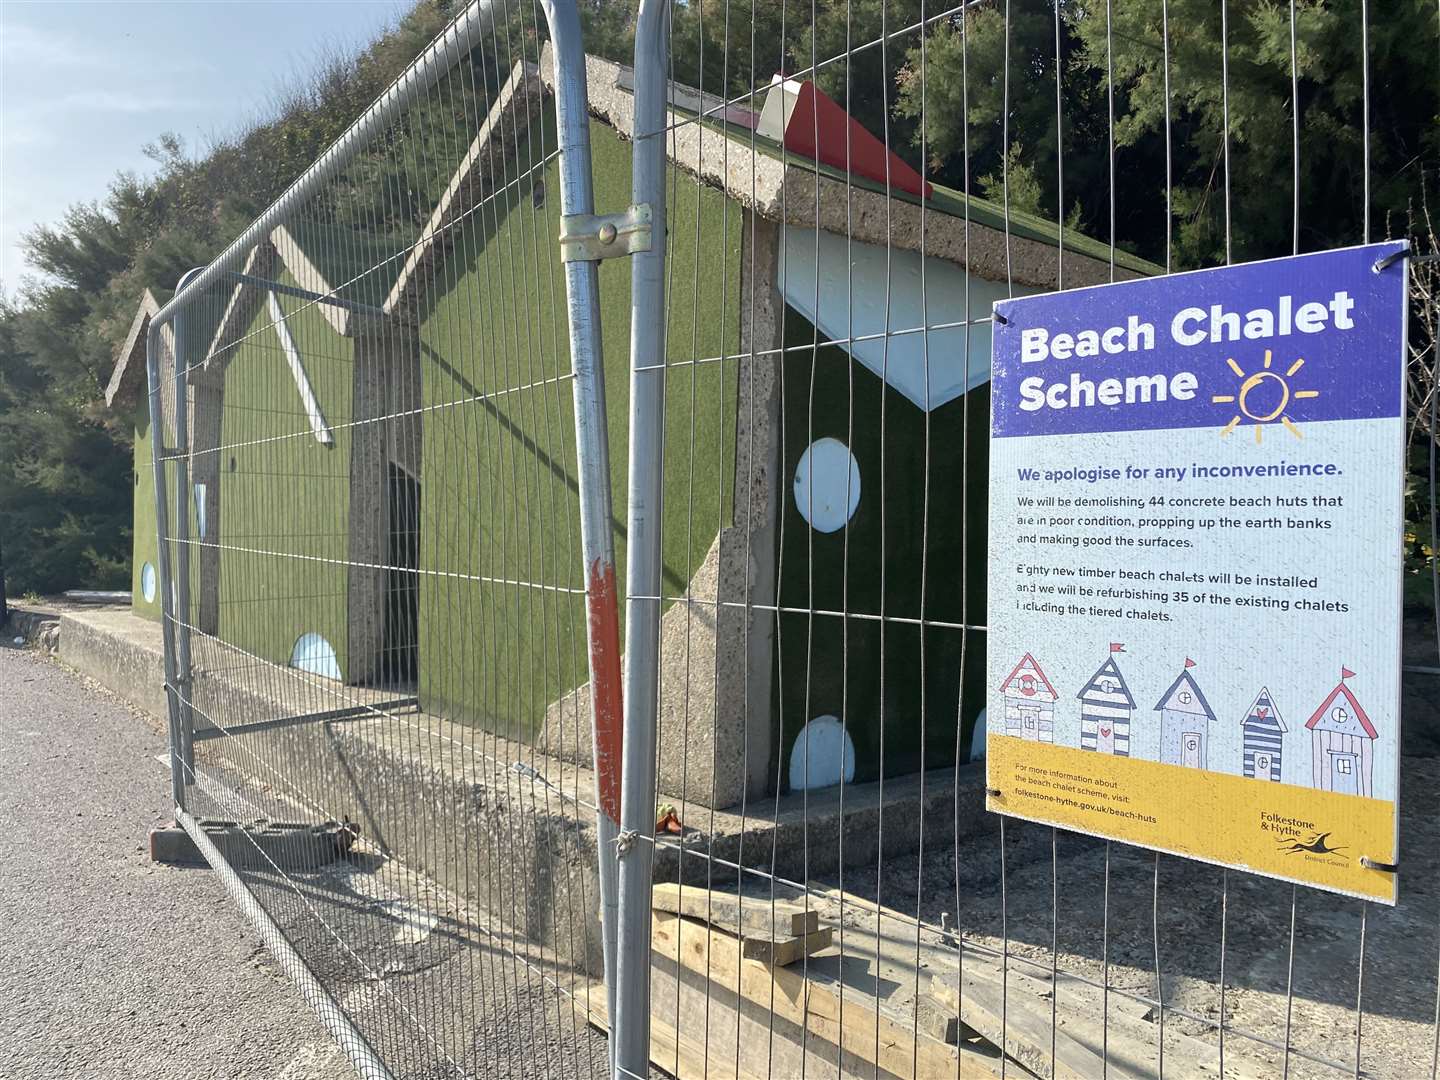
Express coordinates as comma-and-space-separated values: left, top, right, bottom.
59, 607, 168, 720
56, 605, 990, 974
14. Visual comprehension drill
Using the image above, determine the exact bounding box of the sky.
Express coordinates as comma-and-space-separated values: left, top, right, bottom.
0, 0, 411, 291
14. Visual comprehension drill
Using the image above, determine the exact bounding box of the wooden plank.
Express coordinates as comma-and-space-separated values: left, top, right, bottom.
740, 926, 833, 966
929, 968, 1109, 1079
652, 882, 820, 936
798, 881, 1269, 1080
582, 983, 761, 1080
928, 967, 1267, 1080
653, 910, 1010, 1080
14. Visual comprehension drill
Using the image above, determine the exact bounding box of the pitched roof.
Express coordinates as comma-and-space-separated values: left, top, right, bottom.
105, 288, 178, 417
999, 652, 1058, 702
400, 47, 1162, 296
1242, 686, 1288, 733
1153, 668, 1216, 721
599, 54, 1161, 281
1078, 656, 1135, 707
198, 244, 277, 377
270, 222, 409, 336
383, 60, 545, 317
1305, 681, 1378, 739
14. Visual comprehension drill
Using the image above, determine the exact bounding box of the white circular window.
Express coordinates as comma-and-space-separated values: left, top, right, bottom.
788, 715, 856, 791
140, 562, 157, 603
793, 438, 860, 533
290, 633, 341, 681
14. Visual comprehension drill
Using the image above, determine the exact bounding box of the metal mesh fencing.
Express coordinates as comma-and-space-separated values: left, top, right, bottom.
606, 2, 1440, 1080
146, 4, 628, 1076
142, 1, 1440, 1078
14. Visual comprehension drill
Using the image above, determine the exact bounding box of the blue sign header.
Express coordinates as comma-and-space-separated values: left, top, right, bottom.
991, 242, 1408, 439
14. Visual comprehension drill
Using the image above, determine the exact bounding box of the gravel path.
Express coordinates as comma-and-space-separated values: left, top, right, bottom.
0, 637, 617, 1080
0, 639, 356, 1080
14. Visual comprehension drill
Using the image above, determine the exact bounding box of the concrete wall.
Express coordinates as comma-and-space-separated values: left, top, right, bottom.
56, 604, 987, 975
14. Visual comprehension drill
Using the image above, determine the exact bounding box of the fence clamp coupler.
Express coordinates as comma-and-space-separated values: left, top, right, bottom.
560, 204, 652, 263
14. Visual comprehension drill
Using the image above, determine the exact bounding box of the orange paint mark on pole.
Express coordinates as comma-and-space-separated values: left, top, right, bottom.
587, 557, 624, 821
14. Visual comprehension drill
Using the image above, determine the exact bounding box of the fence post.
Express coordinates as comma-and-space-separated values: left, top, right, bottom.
146, 308, 184, 810
170, 268, 203, 788
613, 0, 669, 1074
538, 0, 624, 1058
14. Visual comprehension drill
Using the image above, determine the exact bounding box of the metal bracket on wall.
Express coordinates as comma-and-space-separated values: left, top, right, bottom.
559, 204, 652, 262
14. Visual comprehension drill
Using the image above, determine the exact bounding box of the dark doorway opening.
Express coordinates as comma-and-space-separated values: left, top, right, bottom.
381, 462, 419, 686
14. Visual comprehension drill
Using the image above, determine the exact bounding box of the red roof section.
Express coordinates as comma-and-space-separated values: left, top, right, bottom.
777, 80, 934, 201
1304, 681, 1378, 739
1000, 652, 1058, 701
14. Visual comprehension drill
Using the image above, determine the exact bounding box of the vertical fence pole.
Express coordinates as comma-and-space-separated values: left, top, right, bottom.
538, 0, 624, 1057
170, 268, 203, 787
614, 1, 669, 1075
146, 311, 185, 810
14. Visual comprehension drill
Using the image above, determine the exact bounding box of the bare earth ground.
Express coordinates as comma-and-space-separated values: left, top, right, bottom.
824, 755, 1440, 1079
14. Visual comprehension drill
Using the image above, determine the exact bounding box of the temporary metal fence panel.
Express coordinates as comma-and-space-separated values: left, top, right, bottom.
146, 2, 626, 1077
605, 3, 1440, 1080
143, 1, 1440, 1079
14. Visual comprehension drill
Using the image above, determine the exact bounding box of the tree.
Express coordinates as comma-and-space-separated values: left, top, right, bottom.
896, 0, 1438, 268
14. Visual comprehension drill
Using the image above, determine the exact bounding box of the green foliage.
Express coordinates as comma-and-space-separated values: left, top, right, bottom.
896, 0, 1438, 268
0, 2, 481, 597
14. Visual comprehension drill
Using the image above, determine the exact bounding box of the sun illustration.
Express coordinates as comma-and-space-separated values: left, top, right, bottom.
1210, 349, 1320, 444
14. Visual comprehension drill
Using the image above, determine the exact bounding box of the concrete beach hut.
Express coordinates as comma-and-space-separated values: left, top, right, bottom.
108, 48, 1158, 811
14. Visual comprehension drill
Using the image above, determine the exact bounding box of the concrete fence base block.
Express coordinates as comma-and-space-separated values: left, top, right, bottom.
150, 818, 359, 871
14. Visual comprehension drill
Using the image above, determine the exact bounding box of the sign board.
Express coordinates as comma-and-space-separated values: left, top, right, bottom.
986, 241, 1408, 903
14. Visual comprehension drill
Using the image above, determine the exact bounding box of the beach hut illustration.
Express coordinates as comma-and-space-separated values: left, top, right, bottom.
1305, 668, 1376, 796
1079, 644, 1134, 755
1000, 653, 1057, 742
1155, 659, 1217, 769
1241, 687, 1287, 782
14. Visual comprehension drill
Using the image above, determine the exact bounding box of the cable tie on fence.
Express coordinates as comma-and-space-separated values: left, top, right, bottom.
1372, 244, 1410, 273
986, 787, 1003, 798
614, 829, 639, 857
1370, 244, 1440, 273
993, 311, 1010, 325
1359, 855, 1399, 873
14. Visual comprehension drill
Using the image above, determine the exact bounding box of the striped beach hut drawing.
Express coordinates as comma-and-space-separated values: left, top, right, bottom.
1242, 687, 1287, 782
1155, 659, 1216, 769
1306, 668, 1376, 796
1000, 653, 1057, 742
1079, 644, 1134, 756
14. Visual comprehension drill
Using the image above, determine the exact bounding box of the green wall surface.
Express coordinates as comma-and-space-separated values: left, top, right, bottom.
415, 113, 742, 738
216, 274, 356, 676
773, 309, 990, 787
